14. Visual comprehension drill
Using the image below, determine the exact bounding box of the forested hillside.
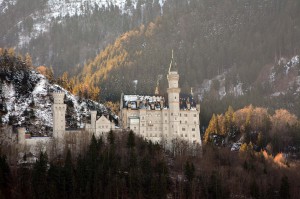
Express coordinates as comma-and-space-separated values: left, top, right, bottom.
72, 0, 300, 98
0, 49, 115, 134
0, 0, 164, 75
64, 0, 300, 127
1, 131, 300, 199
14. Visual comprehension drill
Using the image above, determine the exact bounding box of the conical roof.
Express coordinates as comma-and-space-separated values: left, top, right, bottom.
168, 50, 178, 73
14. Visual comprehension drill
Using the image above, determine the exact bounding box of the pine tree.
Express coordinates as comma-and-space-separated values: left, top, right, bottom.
280, 176, 290, 199
0, 155, 11, 198
64, 149, 74, 198
32, 152, 48, 199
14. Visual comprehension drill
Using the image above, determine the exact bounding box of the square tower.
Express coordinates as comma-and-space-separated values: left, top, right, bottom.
52, 92, 66, 139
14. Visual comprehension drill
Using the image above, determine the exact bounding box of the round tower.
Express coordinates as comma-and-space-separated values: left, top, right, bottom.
167, 51, 181, 139
167, 51, 181, 112
52, 92, 66, 140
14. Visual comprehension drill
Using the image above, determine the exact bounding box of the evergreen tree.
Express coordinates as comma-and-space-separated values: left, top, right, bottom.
63, 149, 74, 199
280, 176, 290, 199
32, 152, 48, 199
0, 155, 11, 198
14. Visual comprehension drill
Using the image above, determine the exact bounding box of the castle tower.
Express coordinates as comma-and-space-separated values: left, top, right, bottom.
52, 92, 66, 140
167, 51, 181, 137
91, 111, 97, 132
167, 51, 180, 112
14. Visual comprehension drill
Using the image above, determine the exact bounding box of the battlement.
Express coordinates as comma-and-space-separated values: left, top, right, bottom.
52, 92, 65, 104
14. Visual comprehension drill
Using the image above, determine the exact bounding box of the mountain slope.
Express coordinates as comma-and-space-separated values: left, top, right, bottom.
0, 0, 166, 75
0, 49, 114, 135
68, 0, 300, 127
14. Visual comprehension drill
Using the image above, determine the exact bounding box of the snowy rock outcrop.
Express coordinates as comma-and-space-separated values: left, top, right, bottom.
0, 69, 110, 135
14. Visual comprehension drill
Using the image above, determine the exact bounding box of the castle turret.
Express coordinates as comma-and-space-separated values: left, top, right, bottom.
18, 127, 26, 145
167, 51, 180, 112
167, 51, 181, 138
52, 92, 66, 139
91, 111, 97, 132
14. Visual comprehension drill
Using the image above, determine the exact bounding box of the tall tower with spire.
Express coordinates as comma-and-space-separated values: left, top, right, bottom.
167, 50, 180, 112
167, 51, 181, 137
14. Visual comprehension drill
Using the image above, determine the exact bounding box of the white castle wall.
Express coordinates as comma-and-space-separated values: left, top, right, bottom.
120, 70, 202, 145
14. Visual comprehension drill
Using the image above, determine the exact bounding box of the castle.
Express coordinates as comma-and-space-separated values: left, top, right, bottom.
17, 91, 115, 153
17, 56, 202, 153
119, 58, 202, 145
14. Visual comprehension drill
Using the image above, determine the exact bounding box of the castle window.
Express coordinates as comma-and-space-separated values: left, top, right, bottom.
193, 134, 195, 137
142, 124, 144, 126
180, 121, 181, 124
192, 128, 195, 131
184, 114, 187, 117
194, 114, 197, 117
182, 128, 185, 131
171, 113, 173, 116
185, 134, 187, 137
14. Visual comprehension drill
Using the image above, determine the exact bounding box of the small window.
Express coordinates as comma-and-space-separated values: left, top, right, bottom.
192, 128, 195, 131
193, 134, 195, 137
185, 134, 187, 137
194, 114, 197, 117
182, 128, 185, 131
171, 113, 173, 116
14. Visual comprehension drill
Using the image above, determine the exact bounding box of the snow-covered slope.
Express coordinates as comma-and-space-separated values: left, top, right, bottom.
0, 0, 166, 47
0, 69, 112, 135
195, 70, 244, 101
195, 55, 300, 101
